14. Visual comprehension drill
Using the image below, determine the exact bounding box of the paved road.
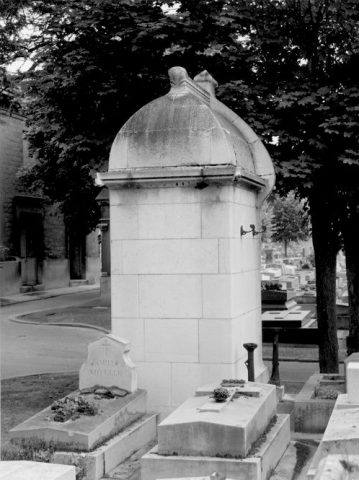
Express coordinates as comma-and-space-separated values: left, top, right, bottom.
264, 359, 344, 384
1, 290, 343, 383
0, 291, 104, 379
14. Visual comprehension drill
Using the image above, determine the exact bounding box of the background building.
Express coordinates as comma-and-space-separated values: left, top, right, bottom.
0, 108, 100, 295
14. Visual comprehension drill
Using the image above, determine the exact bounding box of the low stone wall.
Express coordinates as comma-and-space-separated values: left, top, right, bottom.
0, 259, 22, 296
42, 259, 70, 289
86, 256, 101, 284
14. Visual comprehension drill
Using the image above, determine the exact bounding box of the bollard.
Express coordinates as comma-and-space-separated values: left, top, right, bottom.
243, 343, 257, 382
269, 328, 281, 386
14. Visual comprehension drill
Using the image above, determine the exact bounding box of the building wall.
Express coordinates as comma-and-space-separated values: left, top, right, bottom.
43, 202, 67, 259
0, 110, 25, 251
0, 108, 100, 290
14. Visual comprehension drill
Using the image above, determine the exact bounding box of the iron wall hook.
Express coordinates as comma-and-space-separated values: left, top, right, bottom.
240, 226, 252, 237
250, 224, 266, 236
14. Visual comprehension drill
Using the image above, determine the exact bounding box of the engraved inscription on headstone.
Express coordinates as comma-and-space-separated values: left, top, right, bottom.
79, 334, 137, 392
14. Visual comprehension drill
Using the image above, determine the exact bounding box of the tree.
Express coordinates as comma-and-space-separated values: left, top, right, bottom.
3, 0, 172, 240
213, 0, 358, 372
3, 0, 359, 370
271, 192, 310, 257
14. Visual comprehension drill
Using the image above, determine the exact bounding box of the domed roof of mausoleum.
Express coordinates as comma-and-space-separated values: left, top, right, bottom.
108, 67, 275, 199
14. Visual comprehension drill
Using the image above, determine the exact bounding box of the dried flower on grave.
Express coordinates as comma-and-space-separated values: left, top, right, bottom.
212, 387, 230, 402
51, 396, 97, 422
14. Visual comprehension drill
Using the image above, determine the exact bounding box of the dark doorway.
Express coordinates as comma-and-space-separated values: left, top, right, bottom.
69, 233, 86, 279
19, 212, 43, 285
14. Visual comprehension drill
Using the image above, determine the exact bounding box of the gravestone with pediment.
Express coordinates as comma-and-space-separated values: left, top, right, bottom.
10, 337, 156, 480
79, 334, 137, 392
100, 66, 275, 415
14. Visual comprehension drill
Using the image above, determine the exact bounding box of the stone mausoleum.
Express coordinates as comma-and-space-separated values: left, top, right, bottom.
100, 67, 275, 415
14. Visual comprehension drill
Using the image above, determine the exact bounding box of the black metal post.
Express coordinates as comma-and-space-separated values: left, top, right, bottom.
269, 328, 281, 386
243, 343, 257, 382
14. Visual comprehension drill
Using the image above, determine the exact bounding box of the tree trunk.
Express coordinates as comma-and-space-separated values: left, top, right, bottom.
284, 240, 288, 257
310, 192, 339, 373
343, 206, 359, 356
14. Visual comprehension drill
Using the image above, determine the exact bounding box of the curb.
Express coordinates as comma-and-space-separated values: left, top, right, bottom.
9, 314, 109, 334
0, 286, 100, 306
263, 356, 345, 364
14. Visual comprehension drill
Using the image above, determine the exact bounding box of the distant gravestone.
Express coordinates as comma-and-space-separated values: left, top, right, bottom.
79, 334, 137, 392
265, 248, 274, 263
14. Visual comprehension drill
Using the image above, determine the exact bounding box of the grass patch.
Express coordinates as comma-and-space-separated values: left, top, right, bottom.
292, 441, 314, 480
1, 372, 78, 448
1, 438, 56, 462
248, 415, 278, 457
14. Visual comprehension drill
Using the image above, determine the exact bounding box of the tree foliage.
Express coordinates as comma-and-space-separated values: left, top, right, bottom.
271, 193, 310, 256
6, 0, 173, 234
2, 0, 359, 366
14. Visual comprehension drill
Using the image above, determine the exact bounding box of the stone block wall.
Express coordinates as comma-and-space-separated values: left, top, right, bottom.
110, 184, 266, 414
0, 110, 25, 251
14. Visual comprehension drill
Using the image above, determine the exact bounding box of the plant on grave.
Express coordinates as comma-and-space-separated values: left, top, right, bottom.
263, 283, 282, 291
212, 387, 230, 403
51, 396, 97, 422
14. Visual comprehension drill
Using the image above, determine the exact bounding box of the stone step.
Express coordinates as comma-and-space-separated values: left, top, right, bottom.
142, 414, 290, 480
19, 285, 34, 293
102, 439, 157, 480
69, 279, 89, 287
54, 413, 158, 480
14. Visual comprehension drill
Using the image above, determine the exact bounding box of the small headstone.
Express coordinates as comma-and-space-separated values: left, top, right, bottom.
79, 334, 137, 392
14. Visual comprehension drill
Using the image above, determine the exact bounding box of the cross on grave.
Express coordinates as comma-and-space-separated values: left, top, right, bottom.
196, 382, 262, 413
101, 339, 114, 359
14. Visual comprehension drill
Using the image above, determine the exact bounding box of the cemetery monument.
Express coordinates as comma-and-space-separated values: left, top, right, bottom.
100, 66, 275, 414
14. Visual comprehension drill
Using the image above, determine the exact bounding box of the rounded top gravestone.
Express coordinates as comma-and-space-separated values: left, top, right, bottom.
107, 66, 274, 204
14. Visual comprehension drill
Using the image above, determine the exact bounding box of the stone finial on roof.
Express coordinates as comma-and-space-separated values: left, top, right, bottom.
194, 70, 218, 96
168, 66, 190, 86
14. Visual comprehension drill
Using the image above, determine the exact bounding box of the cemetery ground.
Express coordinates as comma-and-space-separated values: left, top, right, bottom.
0, 286, 348, 479
1, 290, 346, 452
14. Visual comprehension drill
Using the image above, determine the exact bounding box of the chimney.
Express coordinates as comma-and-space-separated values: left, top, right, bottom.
194, 70, 218, 97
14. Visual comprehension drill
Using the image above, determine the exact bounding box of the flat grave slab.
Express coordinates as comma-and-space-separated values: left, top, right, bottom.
320, 397, 359, 457
261, 308, 311, 328
0, 461, 75, 480
54, 412, 157, 480
10, 389, 147, 451
158, 382, 277, 458
312, 454, 359, 480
